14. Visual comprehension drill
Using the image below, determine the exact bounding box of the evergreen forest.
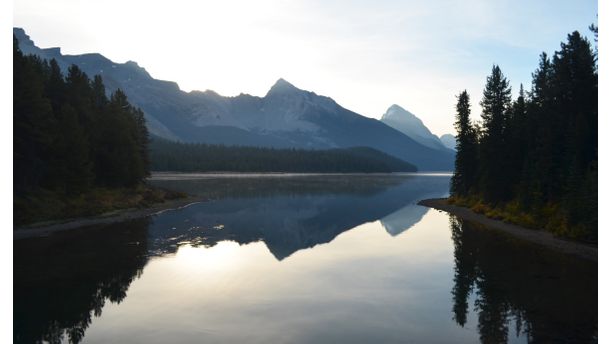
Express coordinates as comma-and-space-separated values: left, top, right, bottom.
451, 30, 597, 241
14, 36, 150, 224
150, 138, 417, 173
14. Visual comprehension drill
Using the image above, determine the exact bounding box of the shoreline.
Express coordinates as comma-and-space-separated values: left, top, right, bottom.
13, 196, 202, 241
149, 171, 454, 179
418, 198, 597, 262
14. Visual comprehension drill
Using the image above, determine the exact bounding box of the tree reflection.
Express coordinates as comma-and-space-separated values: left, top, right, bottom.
449, 216, 597, 343
14, 218, 150, 344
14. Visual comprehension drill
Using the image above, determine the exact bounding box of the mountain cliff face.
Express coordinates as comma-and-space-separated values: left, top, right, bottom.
14, 27, 454, 170
380, 104, 447, 150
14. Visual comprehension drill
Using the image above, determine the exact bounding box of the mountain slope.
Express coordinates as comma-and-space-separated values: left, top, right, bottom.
380, 104, 447, 150
14, 27, 454, 170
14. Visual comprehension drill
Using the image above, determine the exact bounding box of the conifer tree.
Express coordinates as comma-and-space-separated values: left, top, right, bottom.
452, 31, 598, 240
451, 91, 478, 197
478, 65, 512, 203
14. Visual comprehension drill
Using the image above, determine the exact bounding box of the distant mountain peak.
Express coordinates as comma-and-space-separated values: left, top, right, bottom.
439, 134, 456, 150
13, 27, 28, 39
381, 104, 418, 122
267, 78, 301, 96
381, 104, 449, 151
13, 27, 34, 46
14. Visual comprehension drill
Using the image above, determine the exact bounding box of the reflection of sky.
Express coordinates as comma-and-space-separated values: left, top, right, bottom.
84, 210, 491, 343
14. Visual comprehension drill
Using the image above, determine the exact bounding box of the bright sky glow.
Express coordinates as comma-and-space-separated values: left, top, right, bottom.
13, 0, 597, 136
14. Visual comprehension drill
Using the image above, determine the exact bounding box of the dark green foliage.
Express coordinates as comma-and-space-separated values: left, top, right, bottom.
451, 91, 478, 196
14, 37, 150, 222
53, 104, 93, 194
149, 137, 417, 173
479, 65, 513, 203
450, 31, 597, 240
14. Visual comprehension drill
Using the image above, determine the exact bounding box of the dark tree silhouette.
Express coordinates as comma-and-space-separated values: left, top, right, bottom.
450, 30, 597, 240
13, 37, 150, 223
478, 65, 512, 203
451, 90, 478, 196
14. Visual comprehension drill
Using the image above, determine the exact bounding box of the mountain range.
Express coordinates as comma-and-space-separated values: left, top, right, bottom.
14, 27, 455, 171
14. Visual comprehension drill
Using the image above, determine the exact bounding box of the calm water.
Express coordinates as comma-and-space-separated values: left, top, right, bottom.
14, 174, 597, 343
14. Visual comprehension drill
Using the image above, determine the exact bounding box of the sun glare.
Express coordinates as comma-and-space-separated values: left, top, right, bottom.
174, 241, 246, 272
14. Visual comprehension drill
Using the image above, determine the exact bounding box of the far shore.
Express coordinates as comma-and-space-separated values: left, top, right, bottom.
149, 171, 454, 179
13, 196, 202, 241
418, 198, 597, 261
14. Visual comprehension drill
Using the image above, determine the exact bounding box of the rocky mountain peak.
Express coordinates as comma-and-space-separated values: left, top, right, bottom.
266, 78, 301, 96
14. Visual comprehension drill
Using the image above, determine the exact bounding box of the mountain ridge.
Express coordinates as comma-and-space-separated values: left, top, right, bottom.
14, 27, 455, 170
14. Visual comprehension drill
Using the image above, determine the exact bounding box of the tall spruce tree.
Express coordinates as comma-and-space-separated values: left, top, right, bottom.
504, 84, 527, 191
451, 91, 478, 197
478, 65, 512, 203
519, 53, 554, 208
552, 31, 598, 238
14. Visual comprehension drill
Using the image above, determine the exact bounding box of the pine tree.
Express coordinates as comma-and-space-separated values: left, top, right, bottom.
454, 31, 598, 240
13, 36, 55, 194
46, 59, 65, 113
504, 84, 527, 191
53, 104, 94, 194
451, 90, 478, 196
478, 65, 512, 203
552, 31, 598, 238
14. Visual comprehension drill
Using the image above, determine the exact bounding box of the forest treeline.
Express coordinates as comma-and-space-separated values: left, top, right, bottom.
150, 138, 417, 173
451, 30, 597, 241
14, 37, 151, 224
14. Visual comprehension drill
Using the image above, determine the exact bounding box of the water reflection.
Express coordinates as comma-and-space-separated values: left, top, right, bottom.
449, 216, 598, 343
147, 175, 449, 259
13, 175, 597, 343
14, 218, 150, 344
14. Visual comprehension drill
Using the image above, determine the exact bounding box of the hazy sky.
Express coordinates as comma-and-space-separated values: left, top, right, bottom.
14, 0, 597, 136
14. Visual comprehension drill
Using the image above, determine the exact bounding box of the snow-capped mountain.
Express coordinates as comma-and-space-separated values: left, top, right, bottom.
14, 27, 454, 171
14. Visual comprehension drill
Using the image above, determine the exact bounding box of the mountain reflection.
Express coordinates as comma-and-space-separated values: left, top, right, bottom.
15, 176, 598, 344
14, 218, 150, 344
14, 175, 450, 343
449, 216, 597, 343
147, 175, 449, 259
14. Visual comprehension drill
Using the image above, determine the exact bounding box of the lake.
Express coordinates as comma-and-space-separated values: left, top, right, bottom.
14, 174, 597, 343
